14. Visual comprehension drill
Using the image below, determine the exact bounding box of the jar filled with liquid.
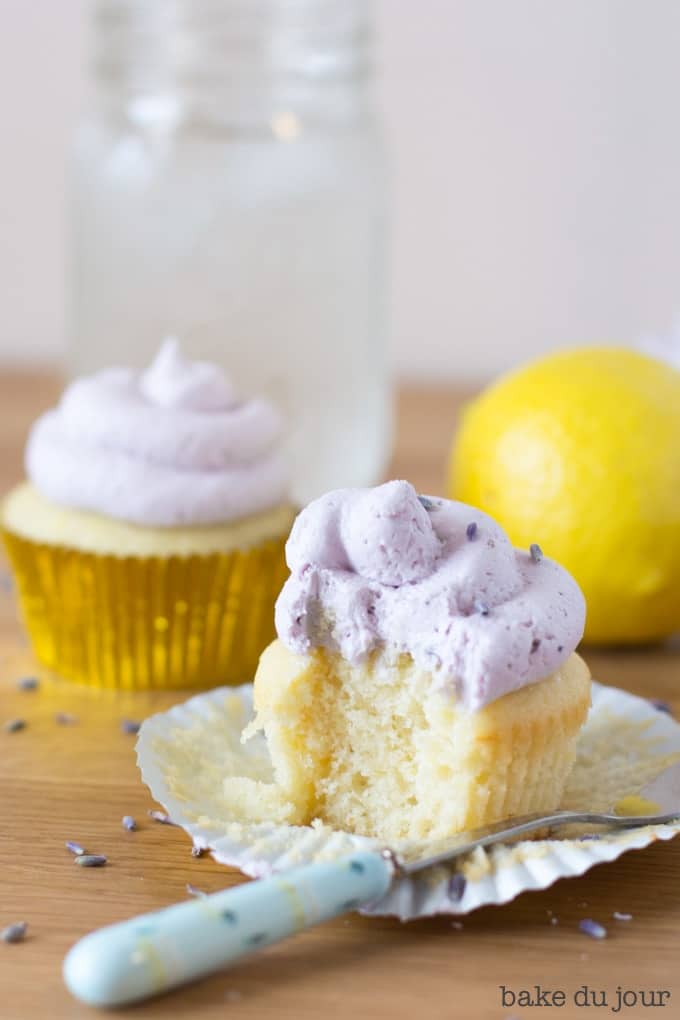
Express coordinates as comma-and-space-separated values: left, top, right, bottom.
70, 0, 391, 503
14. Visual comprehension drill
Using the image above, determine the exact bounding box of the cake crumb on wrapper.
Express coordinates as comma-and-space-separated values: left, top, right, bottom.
136, 680, 680, 922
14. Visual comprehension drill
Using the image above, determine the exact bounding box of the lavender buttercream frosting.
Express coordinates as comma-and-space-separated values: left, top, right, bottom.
275, 480, 586, 711
26, 339, 288, 526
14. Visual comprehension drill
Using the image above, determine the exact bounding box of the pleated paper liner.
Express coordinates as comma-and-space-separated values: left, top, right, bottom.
137, 680, 680, 920
2, 529, 289, 690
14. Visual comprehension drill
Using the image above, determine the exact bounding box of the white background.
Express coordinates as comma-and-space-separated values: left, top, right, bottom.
1, 0, 680, 380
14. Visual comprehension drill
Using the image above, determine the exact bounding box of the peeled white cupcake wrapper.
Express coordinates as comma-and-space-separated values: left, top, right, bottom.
136, 681, 680, 921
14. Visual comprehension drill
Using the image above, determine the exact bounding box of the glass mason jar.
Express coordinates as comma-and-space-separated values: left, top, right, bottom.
69, 0, 391, 504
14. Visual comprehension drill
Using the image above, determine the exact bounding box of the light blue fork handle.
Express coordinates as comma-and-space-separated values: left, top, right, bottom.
63, 851, 393, 1008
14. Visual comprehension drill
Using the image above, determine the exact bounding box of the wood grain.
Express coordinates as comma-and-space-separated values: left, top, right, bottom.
0, 371, 679, 1020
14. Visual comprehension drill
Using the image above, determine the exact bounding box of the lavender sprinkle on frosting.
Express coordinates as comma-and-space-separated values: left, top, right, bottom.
465, 521, 478, 540
650, 699, 673, 716
529, 543, 543, 563
1, 922, 28, 944
417, 495, 436, 511
474, 599, 490, 616
579, 918, 607, 940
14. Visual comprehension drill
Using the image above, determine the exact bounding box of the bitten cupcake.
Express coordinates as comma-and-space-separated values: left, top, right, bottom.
1, 339, 296, 689
235, 480, 590, 841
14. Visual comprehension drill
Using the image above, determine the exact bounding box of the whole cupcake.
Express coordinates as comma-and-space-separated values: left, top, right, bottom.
1, 339, 296, 689
237, 480, 591, 841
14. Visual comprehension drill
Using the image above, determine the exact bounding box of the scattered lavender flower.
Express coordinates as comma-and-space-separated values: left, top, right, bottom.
3, 719, 26, 733
55, 712, 78, 725
75, 854, 107, 868
550, 917, 559, 926
122, 816, 137, 831
579, 918, 607, 940
120, 719, 141, 735
447, 873, 467, 901
529, 543, 543, 564
530, 638, 541, 653
417, 495, 435, 511
186, 883, 206, 898
16, 676, 38, 691
1, 922, 27, 944
613, 911, 633, 922
148, 809, 177, 826
65, 841, 86, 856
450, 920, 464, 930
650, 699, 673, 716
191, 846, 207, 858
579, 834, 601, 841
465, 522, 478, 541
474, 599, 490, 617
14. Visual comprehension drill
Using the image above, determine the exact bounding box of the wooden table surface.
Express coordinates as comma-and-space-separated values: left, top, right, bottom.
1, 372, 679, 1020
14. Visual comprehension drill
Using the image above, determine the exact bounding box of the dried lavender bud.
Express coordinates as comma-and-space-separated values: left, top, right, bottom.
191, 845, 207, 858
465, 521, 478, 540
3, 719, 26, 733
1, 922, 27, 944
120, 719, 141, 735
530, 638, 541, 653
450, 920, 464, 930
579, 834, 601, 842
17, 676, 38, 691
75, 854, 107, 868
417, 495, 436, 511
447, 873, 467, 901
55, 711, 78, 725
65, 840, 86, 856
579, 918, 606, 940
186, 883, 206, 898
122, 816, 137, 832
148, 809, 177, 826
613, 911, 632, 921
529, 543, 543, 564
650, 699, 673, 716
474, 599, 490, 616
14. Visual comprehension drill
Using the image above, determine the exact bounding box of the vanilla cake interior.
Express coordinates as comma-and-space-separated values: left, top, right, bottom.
233, 639, 591, 842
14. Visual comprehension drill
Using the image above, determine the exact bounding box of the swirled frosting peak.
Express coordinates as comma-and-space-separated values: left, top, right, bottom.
275, 480, 586, 710
26, 339, 288, 526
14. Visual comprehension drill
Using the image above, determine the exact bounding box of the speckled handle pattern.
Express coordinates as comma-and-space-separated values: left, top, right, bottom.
63, 851, 393, 1007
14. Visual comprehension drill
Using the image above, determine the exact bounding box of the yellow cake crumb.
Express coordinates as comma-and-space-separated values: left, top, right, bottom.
224, 640, 591, 842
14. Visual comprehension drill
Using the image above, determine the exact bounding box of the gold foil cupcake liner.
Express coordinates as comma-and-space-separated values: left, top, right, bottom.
2, 529, 289, 690
137, 680, 680, 919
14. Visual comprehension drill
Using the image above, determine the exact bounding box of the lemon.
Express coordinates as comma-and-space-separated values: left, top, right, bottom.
449, 347, 680, 644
